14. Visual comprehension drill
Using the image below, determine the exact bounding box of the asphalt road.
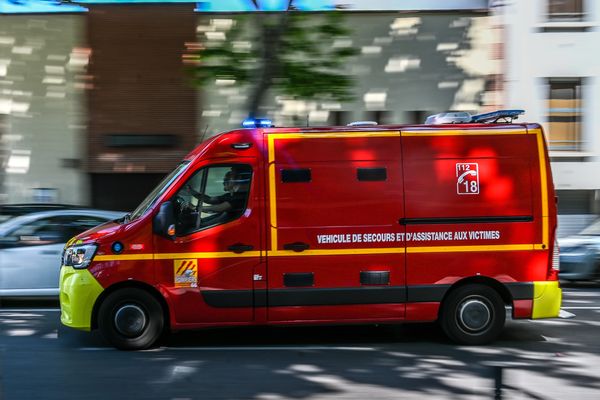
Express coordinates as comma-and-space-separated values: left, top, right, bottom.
0, 285, 599, 400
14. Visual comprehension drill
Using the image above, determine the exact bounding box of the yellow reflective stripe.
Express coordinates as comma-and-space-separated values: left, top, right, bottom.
154, 251, 261, 260
268, 163, 278, 248
267, 135, 278, 249
100, 245, 543, 260
268, 131, 400, 140
533, 128, 549, 247
269, 248, 405, 257
407, 244, 535, 253
401, 129, 526, 136
95, 254, 154, 261
91, 244, 546, 262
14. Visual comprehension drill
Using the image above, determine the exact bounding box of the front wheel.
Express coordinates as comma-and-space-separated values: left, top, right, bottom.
440, 284, 505, 345
98, 288, 164, 350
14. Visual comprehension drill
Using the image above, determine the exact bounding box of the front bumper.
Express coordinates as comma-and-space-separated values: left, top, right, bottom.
532, 281, 562, 319
59, 266, 104, 331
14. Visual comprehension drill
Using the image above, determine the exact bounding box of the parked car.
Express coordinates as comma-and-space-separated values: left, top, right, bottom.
0, 209, 125, 297
0, 203, 82, 223
559, 219, 600, 281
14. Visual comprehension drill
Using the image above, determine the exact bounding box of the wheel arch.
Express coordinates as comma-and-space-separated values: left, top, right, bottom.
438, 276, 512, 319
91, 281, 170, 331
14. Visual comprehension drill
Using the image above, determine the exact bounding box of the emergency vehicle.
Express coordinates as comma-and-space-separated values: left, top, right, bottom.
60, 110, 562, 350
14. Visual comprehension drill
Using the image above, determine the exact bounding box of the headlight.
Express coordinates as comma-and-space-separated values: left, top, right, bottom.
63, 244, 98, 269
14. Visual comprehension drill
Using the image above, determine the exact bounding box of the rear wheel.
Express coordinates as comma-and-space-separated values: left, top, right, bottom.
440, 284, 505, 345
98, 288, 164, 350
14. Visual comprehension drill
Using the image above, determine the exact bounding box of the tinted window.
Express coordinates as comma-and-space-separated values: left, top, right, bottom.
173, 164, 252, 236
0, 217, 65, 246
281, 169, 311, 183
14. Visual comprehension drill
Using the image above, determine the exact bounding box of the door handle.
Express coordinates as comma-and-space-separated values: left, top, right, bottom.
283, 242, 310, 252
228, 243, 254, 254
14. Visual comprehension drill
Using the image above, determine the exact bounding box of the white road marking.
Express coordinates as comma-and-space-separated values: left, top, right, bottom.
561, 306, 600, 310
80, 346, 379, 352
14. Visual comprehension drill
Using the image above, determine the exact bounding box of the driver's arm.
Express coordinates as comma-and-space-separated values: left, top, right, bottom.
185, 185, 220, 204
203, 201, 232, 213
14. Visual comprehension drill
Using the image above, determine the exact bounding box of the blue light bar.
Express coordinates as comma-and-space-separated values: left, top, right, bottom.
242, 118, 273, 128
470, 109, 525, 123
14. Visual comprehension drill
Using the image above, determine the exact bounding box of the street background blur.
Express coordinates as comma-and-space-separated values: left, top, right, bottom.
0, 0, 597, 235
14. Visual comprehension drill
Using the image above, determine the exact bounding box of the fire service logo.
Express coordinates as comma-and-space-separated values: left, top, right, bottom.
456, 163, 479, 195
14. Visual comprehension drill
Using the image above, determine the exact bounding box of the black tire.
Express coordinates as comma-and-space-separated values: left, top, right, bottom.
440, 284, 505, 345
98, 288, 164, 350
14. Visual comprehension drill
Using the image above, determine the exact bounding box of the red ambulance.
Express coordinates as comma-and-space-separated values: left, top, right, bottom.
60, 110, 562, 350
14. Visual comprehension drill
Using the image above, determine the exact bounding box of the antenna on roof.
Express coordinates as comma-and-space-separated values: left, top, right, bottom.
199, 125, 209, 143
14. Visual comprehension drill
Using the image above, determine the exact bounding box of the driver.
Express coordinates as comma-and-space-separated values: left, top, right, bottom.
186, 168, 248, 218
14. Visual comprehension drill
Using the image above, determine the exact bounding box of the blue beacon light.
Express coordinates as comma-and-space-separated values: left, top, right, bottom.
111, 241, 124, 254
242, 118, 273, 128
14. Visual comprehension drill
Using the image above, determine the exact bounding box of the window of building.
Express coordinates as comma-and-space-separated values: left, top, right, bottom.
329, 111, 351, 126
406, 110, 427, 125
172, 164, 252, 236
556, 190, 594, 214
366, 111, 391, 125
548, 0, 584, 21
547, 78, 582, 151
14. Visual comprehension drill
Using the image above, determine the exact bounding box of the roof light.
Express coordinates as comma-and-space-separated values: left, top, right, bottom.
347, 121, 378, 127
470, 109, 524, 123
424, 109, 526, 125
242, 118, 273, 128
425, 112, 471, 125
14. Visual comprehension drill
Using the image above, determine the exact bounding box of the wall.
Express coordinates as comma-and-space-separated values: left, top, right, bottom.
0, 14, 88, 205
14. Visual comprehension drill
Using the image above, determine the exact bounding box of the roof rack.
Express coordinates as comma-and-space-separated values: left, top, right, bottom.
470, 109, 524, 124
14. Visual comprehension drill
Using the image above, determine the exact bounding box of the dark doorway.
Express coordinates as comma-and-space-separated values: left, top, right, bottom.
90, 173, 166, 211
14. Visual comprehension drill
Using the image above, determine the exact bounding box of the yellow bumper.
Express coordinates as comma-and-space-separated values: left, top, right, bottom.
59, 266, 104, 331
532, 281, 562, 319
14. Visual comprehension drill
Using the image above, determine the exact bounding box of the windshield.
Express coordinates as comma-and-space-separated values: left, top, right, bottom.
129, 161, 190, 221
580, 220, 600, 236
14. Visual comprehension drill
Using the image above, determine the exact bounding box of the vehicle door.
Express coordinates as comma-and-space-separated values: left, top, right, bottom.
0, 216, 67, 292
153, 160, 263, 324
265, 132, 406, 322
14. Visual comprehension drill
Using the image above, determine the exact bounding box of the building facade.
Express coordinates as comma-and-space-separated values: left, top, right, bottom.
502, 0, 600, 234
1, 0, 499, 211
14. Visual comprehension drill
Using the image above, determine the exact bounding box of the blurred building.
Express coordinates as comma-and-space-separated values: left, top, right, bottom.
197, 1, 500, 133
1, 0, 500, 210
83, 2, 198, 211
0, 1, 89, 205
501, 0, 600, 235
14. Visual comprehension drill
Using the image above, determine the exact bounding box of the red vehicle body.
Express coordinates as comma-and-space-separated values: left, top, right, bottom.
60, 120, 562, 350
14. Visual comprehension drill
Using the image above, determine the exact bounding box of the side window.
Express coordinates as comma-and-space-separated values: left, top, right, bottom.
0, 217, 64, 246
173, 164, 252, 236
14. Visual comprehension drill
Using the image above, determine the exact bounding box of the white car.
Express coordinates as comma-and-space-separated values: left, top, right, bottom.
559, 219, 600, 281
0, 209, 125, 297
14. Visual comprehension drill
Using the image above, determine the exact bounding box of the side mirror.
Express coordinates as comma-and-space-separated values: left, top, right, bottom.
153, 201, 176, 240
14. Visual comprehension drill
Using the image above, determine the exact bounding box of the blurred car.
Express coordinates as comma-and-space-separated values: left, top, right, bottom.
0, 203, 82, 223
0, 209, 125, 297
559, 219, 600, 281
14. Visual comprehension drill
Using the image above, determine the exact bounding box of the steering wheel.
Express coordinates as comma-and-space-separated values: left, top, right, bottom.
173, 195, 192, 214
